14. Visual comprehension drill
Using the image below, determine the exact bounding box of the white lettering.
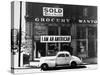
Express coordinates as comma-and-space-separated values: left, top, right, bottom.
40, 18, 45, 22
83, 20, 86, 23
46, 18, 50, 22
87, 20, 90, 23
78, 19, 97, 24
35, 18, 39, 22
51, 18, 55, 22
40, 36, 71, 43
34, 17, 70, 23
79, 19, 83, 23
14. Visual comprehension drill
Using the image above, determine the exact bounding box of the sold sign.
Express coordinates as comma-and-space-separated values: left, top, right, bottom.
43, 7, 63, 17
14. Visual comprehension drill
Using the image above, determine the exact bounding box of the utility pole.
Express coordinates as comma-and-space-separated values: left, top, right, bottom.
18, 1, 22, 67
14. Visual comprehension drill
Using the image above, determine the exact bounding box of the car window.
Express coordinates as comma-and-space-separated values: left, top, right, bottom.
65, 54, 69, 57
58, 54, 65, 57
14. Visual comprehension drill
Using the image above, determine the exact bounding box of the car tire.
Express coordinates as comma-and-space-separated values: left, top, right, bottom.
41, 64, 48, 70
71, 61, 77, 68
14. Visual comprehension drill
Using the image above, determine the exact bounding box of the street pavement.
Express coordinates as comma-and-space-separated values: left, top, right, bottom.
12, 64, 97, 74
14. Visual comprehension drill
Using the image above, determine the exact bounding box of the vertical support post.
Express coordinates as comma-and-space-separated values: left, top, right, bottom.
32, 39, 34, 60
86, 27, 88, 57
46, 26, 48, 56
18, 1, 22, 67
34, 42, 36, 59
32, 22, 34, 61
58, 26, 61, 51
71, 24, 77, 55
46, 43, 48, 56
95, 27, 97, 57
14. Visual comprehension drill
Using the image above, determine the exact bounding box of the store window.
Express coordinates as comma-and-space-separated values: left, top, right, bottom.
48, 43, 58, 56
61, 26, 71, 53
77, 26, 88, 58
47, 26, 59, 56
61, 26, 70, 35
88, 27, 97, 57
48, 26, 58, 35
77, 27, 86, 39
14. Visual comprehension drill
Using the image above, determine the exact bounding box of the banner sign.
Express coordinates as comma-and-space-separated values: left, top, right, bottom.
40, 36, 71, 43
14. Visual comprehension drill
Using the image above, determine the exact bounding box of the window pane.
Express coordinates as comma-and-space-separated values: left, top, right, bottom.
61, 27, 70, 35
48, 43, 58, 56
66, 54, 69, 57
58, 54, 65, 57
77, 27, 86, 39
48, 26, 58, 35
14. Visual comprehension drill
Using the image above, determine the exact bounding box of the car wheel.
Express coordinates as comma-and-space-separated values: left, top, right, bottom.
41, 64, 48, 70
71, 62, 77, 68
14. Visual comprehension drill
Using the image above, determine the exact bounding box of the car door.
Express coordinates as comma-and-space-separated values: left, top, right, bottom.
65, 53, 71, 64
56, 54, 66, 65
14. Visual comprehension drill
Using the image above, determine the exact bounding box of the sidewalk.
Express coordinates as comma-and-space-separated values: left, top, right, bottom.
82, 57, 97, 64
11, 65, 40, 73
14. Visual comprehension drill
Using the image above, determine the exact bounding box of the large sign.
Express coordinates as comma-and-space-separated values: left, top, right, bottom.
78, 19, 97, 24
43, 7, 63, 17
34, 18, 97, 24
34, 17, 70, 23
40, 36, 71, 43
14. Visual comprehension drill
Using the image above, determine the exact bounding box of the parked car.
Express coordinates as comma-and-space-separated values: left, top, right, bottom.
40, 51, 82, 70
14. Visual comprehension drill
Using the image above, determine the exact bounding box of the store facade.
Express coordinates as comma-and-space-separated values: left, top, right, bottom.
25, 2, 97, 62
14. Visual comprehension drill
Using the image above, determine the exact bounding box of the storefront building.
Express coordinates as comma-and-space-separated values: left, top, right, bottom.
25, 2, 97, 62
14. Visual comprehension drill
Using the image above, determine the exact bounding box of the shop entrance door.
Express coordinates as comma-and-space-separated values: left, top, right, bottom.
47, 26, 59, 56
36, 42, 46, 58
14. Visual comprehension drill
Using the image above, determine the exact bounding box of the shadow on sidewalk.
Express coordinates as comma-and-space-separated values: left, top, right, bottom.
43, 65, 86, 71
